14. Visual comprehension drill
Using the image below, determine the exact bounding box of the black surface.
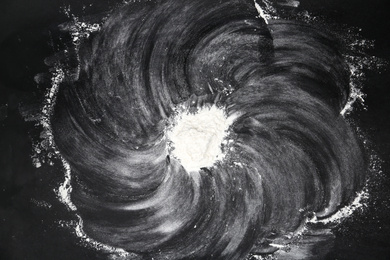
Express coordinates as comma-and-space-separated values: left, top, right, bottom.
1, 0, 390, 259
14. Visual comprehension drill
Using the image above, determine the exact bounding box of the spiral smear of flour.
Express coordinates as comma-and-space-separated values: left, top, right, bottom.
51, 0, 366, 259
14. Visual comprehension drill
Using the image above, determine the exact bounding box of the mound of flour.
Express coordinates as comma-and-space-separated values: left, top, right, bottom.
168, 106, 235, 172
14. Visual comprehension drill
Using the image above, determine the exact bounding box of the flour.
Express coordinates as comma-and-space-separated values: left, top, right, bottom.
307, 189, 369, 225
167, 105, 236, 172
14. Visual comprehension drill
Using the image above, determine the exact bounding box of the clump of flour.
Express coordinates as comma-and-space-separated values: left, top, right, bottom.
167, 106, 236, 172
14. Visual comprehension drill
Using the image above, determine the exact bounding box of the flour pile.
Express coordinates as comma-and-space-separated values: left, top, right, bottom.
168, 106, 234, 172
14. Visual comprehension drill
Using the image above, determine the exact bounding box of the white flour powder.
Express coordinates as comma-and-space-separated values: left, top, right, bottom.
168, 106, 236, 172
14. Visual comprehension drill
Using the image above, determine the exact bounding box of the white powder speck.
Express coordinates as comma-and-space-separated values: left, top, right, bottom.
269, 243, 286, 249
31, 199, 52, 209
233, 161, 244, 167
167, 105, 236, 172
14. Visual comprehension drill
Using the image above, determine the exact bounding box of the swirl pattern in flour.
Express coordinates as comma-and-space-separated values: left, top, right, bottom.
51, 0, 367, 259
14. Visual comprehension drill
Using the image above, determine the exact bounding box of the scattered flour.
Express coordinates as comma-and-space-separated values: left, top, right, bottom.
308, 189, 369, 225
254, 0, 281, 23
167, 106, 236, 172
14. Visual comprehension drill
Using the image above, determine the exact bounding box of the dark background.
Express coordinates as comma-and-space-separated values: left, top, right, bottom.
1, 0, 389, 259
